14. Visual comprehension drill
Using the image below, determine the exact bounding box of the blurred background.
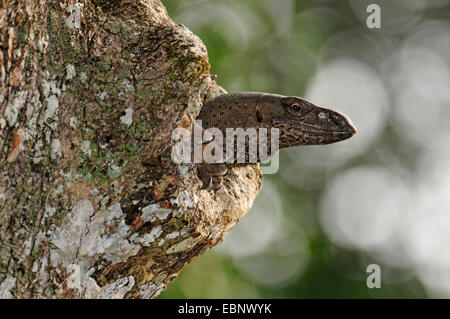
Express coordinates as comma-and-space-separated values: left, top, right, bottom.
160, 0, 450, 298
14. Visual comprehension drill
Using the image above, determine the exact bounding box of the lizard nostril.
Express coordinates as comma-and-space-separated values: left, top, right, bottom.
318, 112, 328, 120
332, 113, 344, 125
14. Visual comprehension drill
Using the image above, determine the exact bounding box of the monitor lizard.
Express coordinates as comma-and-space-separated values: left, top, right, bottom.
196, 92, 356, 189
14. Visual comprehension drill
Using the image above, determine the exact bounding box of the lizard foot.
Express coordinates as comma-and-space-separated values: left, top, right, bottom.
197, 163, 228, 190
210, 176, 223, 190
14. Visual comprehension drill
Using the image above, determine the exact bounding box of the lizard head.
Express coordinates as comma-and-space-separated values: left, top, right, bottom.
264, 96, 356, 147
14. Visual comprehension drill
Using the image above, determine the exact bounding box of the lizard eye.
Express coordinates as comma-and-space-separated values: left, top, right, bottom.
291, 103, 300, 112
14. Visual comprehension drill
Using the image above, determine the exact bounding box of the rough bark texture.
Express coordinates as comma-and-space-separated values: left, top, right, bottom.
0, 0, 262, 298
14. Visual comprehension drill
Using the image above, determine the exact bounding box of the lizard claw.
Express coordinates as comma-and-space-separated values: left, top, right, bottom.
197, 163, 228, 190
211, 176, 223, 190
198, 168, 211, 189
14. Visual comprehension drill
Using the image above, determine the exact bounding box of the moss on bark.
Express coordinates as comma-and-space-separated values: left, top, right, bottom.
0, 0, 262, 298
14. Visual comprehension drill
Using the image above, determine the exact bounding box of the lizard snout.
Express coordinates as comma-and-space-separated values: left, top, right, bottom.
316, 108, 356, 136
332, 111, 357, 136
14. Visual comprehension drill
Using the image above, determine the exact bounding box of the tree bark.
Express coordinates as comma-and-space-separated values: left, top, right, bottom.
0, 0, 262, 298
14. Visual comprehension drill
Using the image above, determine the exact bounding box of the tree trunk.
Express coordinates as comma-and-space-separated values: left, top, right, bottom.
0, 0, 262, 298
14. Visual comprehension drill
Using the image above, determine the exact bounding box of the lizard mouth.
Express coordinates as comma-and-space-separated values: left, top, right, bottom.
298, 121, 356, 135
299, 127, 355, 144
301, 121, 356, 138
273, 115, 356, 145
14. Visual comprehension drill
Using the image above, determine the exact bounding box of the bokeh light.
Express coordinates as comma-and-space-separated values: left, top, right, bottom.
160, 0, 450, 298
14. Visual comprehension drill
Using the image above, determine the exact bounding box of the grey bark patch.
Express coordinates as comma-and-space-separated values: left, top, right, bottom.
83, 276, 102, 299
44, 95, 59, 120
108, 164, 122, 179
66, 264, 81, 290
42, 80, 61, 98
50, 199, 94, 267
99, 276, 135, 299
50, 201, 140, 277
120, 107, 133, 127
66, 64, 76, 80
171, 190, 198, 211
141, 204, 172, 222
50, 138, 62, 160
0, 275, 16, 299
139, 282, 166, 299
4, 90, 27, 126
50, 201, 142, 297
134, 225, 163, 246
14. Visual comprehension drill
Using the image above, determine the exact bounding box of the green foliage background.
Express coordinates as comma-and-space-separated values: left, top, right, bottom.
159, 0, 450, 298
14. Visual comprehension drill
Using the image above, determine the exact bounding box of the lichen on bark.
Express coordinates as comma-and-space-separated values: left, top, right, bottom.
0, 0, 262, 298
